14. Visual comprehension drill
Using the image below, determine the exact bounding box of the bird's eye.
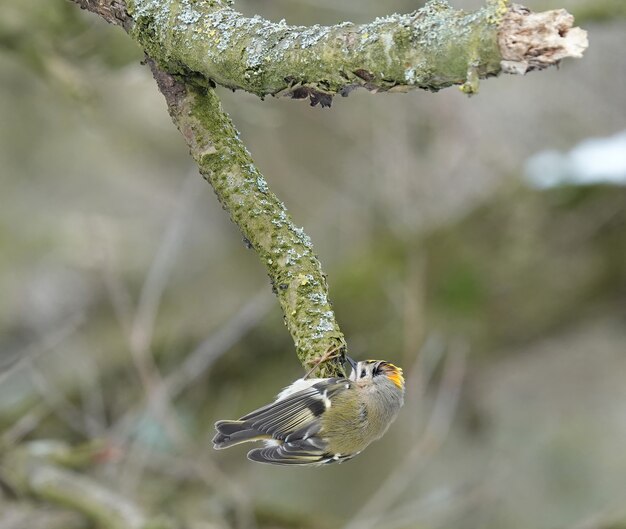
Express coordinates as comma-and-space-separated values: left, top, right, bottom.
360, 369, 366, 378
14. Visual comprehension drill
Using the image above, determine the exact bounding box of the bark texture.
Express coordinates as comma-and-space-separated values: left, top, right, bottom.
129, 0, 507, 101
150, 62, 346, 376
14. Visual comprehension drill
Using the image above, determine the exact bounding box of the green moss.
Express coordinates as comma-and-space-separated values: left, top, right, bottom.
126, 0, 507, 98
162, 85, 346, 376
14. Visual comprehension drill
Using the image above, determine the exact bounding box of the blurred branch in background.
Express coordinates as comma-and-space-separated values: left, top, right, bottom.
121, 173, 203, 451
129, 173, 200, 376
99, 172, 266, 528
0, 0, 139, 99
570, 501, 626, 529
1, 441, 172, 529
0, 313, 84, 387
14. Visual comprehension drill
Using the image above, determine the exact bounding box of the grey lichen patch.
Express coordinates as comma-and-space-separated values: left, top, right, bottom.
311, 311, 337, 340
176, 0, 201, 27
309, 291, 329, 305
158, 79, 345, 375
293, 226, 313, 249
256, 175, 269, 194
283, 248, 303, 266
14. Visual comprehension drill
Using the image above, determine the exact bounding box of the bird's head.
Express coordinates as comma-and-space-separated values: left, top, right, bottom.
348, 358, 405, 390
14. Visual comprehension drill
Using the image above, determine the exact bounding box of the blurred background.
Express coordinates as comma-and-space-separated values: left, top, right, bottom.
1, 0, 625, 528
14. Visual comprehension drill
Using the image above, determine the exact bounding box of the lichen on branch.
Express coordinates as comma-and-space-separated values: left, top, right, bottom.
75, 0, 587, 104
150, 63, 346, 376
126, 0, 505, 103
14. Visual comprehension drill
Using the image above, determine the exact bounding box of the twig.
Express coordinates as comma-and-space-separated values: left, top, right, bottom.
0, 314, 94, 438
0, 441, 176, 529
95, 215, 135, 339
110, 287, 272, 440
77, 356, 108, 438
0, 313, 84, 386
0, 404, 49, 447
117, 174, 208, 488
27, 367, 94, 437
129, 172, 200, 374
68, 0, 587, 377
164, 288, 273, 397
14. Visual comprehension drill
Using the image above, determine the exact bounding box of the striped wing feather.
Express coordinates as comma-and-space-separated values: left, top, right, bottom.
213, 378, 352, 465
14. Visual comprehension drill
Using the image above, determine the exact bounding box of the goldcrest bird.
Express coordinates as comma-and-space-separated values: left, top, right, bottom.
212, 357, 405, 466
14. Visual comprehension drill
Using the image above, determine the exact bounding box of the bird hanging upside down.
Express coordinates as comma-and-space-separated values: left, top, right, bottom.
212, 356, 405, 466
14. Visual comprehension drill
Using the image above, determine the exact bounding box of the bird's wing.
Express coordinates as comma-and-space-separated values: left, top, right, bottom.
247, 442, 359, 466
213, 378, 354, 463
239, 378, 351, 440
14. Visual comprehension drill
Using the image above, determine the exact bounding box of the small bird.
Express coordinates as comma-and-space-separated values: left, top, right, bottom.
212, 357, 405, 466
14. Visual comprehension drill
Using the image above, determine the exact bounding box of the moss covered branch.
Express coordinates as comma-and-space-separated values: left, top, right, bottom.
149, 64, 345, 375
74, 0, 587, 104
71, 0, 349, 375
129, 0, 506, 102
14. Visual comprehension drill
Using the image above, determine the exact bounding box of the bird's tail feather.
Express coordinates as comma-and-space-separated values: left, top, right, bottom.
212, 420, 271, 449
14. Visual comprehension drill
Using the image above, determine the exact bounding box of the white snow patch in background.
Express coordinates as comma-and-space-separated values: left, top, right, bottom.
525, 130, 626, 188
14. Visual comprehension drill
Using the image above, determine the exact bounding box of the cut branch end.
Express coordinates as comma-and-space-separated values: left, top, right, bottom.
498, 4, 588, 75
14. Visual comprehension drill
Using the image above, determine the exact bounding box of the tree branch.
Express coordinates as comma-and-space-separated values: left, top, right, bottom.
148, 64, 346, 374
73, 1, 586, 104
70, 0, 348, 376
128, 0, 586, 102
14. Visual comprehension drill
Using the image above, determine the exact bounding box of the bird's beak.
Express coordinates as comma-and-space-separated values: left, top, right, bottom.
344, 355, 358, 371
